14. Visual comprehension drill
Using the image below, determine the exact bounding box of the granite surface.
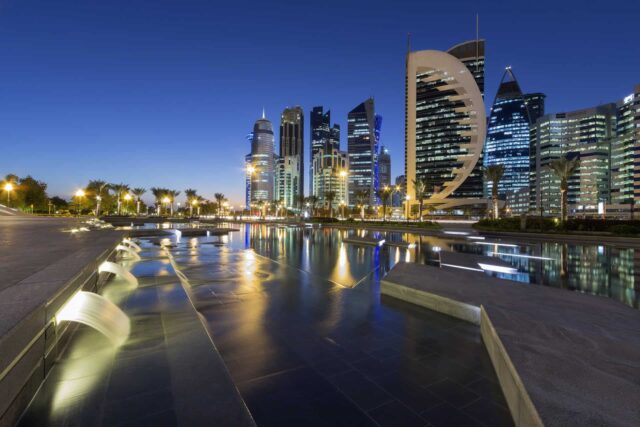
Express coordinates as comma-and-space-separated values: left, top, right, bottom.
382, 262, 640, 427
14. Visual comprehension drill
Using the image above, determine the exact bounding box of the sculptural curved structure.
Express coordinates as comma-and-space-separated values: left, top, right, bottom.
405, 45, 486, 205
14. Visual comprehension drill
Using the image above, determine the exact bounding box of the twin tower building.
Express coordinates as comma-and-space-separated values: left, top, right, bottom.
245, 101, 385, 211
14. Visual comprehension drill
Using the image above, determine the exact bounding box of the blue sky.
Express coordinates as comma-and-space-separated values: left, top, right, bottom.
1, 0, 638, 204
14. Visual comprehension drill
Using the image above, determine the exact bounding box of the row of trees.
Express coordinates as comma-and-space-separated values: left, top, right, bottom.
1, 174, 50, 212
484, 155, 580, 223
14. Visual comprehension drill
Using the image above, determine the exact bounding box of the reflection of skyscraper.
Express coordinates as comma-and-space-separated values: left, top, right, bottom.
247, 111, 275, 202
378, 145, 391, 189
405, 40, 486, 208
277, 106, 304, 208
484, 67, 531, 198
348, 98, 381, 206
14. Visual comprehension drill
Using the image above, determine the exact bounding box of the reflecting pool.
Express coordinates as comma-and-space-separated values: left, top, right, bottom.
228, 224, 639, 309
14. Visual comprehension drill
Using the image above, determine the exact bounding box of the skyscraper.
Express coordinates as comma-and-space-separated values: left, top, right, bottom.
484, 67, 531, 198
246, 111, 275, 203
524, 93, 546, 124
277, 106, 304, 208
610, 85, 640, 207
378, 145, 391, 189
310, 106, 339, 195
530, 104, 616, 215
405, 40, 486, 211
348, 98, 381, 206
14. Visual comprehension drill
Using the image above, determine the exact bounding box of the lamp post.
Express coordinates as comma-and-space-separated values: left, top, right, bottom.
95, 195, 102, 217
3, 182, 14, 207
123, 193, 132, 215
162, 197, 170, 217
48, 199, 53, 215
340, 201, 346, 219
75, 189, 85, 217
339, 170, 348, 207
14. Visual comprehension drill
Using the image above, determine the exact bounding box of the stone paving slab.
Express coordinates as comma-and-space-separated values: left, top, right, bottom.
381, 262, 640, 427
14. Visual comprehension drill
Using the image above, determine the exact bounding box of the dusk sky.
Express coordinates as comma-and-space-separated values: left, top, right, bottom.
1, 0, 638, 204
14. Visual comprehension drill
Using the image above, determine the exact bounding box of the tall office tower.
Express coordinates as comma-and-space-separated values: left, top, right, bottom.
530, 104, 616, 215
484, 67, 531, 198
405, 40, 486, 209
378, 145, 391, 189
524, 93, 546, 124
244, 151, 252, 208
348, 98, 381, 207
610, 85, 640, 207
310, 106, 340, 195
312, 146, 349, 211
526, 93, 547, 209
246, 111, 276, 202
277, 106, 304, 208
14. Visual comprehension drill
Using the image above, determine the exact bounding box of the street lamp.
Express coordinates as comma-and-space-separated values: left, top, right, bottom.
123, 193, 132, 215
75, 189, 85, 217
3, 182, 14, 207
162, 197, 170, 217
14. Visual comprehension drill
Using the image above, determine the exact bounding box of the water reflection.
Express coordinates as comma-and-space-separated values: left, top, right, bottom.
233, 224, 639, 309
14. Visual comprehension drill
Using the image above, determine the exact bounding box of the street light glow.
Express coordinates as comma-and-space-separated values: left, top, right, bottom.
75, 189, 85, 198
4, 183, 14, 192
123, 194, 132, 201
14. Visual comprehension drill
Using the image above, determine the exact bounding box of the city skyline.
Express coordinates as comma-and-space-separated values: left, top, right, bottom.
1, 0, 639, 204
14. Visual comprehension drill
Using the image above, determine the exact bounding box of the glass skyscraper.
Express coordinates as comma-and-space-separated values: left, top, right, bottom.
310, 106, 339, 196
484, 67, 531, 198
378, 145, 391, 189
610, 85, 640, 206
246, 112, 275, 202
347, 98, 381, 207
277, 106, 304, 208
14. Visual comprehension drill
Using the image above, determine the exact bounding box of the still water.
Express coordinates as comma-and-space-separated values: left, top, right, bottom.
219, 223, 639, 309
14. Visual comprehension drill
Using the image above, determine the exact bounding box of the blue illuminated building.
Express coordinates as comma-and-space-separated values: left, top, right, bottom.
484, 67, 532, 198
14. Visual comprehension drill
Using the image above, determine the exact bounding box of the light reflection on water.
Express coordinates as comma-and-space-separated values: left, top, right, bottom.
223, 223, 639, 309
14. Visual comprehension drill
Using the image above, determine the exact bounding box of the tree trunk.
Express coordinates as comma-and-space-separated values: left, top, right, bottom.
360, 205, 364, 220
493, 196, 498, 220
560, 189, 566, 223
136, 201, 140, 215
419, 201, 423, 222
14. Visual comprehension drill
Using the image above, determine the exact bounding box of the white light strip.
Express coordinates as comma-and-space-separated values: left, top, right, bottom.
440, 263, 484, 272
473, 242, 518, 248
444, 231, 469, 235
467, 236, 485, 240
477, 263, 518, 274
488, 252, 554, 261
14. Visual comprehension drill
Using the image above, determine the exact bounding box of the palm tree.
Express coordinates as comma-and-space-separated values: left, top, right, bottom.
324, 191, 336, 218
484, 165, 505, 220
150, 187, 164, 215
110, 183, 130, 215
131, 188, 146, 215
87, 180, 110, 216
376, 187, 393, 222
355, 190, 369, 220
185, 188, 198, 217
167, 190, 180, 216
548, 156, 580, 223
255, 200, 265, 218
306, 195, 318, 217
214, 193, 225, 217
412, 178, 428, 222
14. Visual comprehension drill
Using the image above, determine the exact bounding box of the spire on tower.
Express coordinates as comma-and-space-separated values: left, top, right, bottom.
262, 107, 266, 119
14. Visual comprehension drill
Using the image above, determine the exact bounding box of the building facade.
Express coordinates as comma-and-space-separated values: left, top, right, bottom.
405, 40, 486, 210
246, 112, 276, 203
484, 67, 531, 198
530, 104, 616, 215
524, 93, 546, 124
610, 86, 640, 207
378, 145, 391, 189
312, 146, 349, 211
348, 98, 381, 207
310, 106, 340, 196
277, 106, 304, 209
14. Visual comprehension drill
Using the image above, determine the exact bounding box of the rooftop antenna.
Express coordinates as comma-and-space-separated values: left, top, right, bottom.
261, 107, 265, 119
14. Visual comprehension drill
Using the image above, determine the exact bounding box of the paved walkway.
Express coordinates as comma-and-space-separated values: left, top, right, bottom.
382, 262, 640, 427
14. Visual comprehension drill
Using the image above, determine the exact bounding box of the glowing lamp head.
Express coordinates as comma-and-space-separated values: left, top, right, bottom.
191, 200, 198, 206
75, 189, 85, 198
162, 197, 170, 204
246, 165, 256, 174
339, 170, 348, 177
123, 194, 132, 201
405, 194, 411, 200
96, 195, 102, 201
4, 183, 14, 192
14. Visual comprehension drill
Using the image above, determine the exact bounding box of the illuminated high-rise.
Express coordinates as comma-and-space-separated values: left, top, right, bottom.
484, 67, 531, 198
246, 111, 275, 202
610, 86, 640, 207
277, 106, 304, 208
405, 40, 486, 211
348, 98, 381, 206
